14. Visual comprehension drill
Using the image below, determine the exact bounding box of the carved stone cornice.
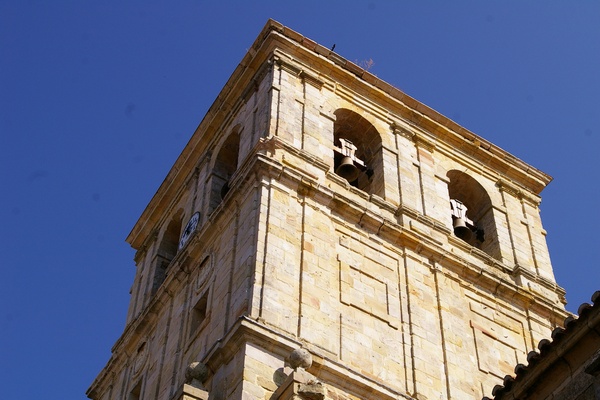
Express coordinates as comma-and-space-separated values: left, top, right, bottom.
272, 51, 325, 91
300, 70, 324, 90
496, 178, 541, 206
272, 53, 303, 77
389, 122, 415, 140
413, 132, 436, 152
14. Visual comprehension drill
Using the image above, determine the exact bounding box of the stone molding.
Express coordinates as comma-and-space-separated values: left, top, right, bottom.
203, 317, 414, 400
271, 369, 326, 400
170, 384, 209, 400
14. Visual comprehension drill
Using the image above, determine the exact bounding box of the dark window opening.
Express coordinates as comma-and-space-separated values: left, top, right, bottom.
152, 213, 183, 294
157, 216, 183, 262
189, 291, 209, 336
128, 380, 142, 400
151, 261, 169, 294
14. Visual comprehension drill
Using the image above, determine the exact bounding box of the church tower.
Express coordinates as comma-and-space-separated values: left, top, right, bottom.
88, 20, 567, 400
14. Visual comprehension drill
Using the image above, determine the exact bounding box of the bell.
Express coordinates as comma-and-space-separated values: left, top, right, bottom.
453, 218, 472, 241
336, 156, 360, 182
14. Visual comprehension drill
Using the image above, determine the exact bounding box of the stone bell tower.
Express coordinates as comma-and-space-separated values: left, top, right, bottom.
88, 20, 567, 400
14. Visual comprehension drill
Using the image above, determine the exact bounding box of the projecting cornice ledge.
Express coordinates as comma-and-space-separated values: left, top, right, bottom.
203, 316, 415, 400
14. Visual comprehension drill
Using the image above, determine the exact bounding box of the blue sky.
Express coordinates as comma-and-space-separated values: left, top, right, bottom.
2, 2, 599, 399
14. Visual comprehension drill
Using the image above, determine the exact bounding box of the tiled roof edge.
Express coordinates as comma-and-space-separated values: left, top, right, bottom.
485, 290, 600, 400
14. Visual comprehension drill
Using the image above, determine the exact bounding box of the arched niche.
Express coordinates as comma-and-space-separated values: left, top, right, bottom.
333, 109, 384, 197
447, 170, 501, 259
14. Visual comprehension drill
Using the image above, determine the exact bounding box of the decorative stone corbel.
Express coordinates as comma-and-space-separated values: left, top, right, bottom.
412, 132, 436, 153
272, 349, 326, 400
173, 362, 209, 400
390, 121, 415, 140
289, 348, 313, 371
185, 362, 209, 389
299, 70, 324, 90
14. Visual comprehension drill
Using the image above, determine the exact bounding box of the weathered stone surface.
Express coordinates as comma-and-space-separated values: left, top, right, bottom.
185, 362, 209, 388
288, 349, 312, 371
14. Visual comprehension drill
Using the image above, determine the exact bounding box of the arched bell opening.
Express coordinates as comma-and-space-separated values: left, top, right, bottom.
447, 170, 501, 260
209, 130, 240, 212
153, 210, 183, 293
333, 109, 383, 197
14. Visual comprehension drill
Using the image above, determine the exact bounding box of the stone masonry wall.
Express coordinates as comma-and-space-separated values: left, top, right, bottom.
241, 51, 566, 400
250, 179, 561, 399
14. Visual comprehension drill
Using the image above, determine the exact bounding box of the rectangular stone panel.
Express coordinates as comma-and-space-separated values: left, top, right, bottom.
340, 261, 389, 322
470, 300, 528, 378
472, 321, 520, 378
